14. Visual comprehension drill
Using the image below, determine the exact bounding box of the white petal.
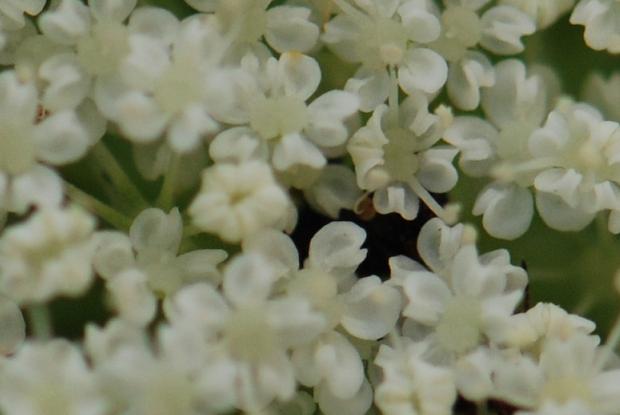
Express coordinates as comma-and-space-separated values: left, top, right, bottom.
401, 270, 451, 324
38, 0, 90, 45
315, 378, 373, 415
128, 6, 179, 45
373, 183, 420, 220
417, 148, 459, 193
443, 116, 497, 176
163, 282, 229, 329
223, 253, 277, 306
417, 217, 464, 275
535, 191, 596, 231
480, 5, 535, 55
533, 168, 582, 207
303, 165, 362, 219
10, 166, 64, 212
279, 52, 321, 101
33, 110, 90, 165
116, 92, 169, 142
209, 127, 265, 163
242, 229, 299, 278
398, 2, 441, 43
341, 276, 402, 340
107, 269, 157, 326
345, 68, 390, 112
473, 183, 533, 240
39, 53, 90, 111
167, 105, 218, 154
398, 48, 448, 94
316, 332, 364, 399
272, 133, 326, 170
447, 52, 495, 111
308, 221, 367, 274
129, 207, 182, 255
265, 6, 319, 53
92, 231, 134, 280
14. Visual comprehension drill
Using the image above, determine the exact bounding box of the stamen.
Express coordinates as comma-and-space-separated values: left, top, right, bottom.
409, 177, 460, 224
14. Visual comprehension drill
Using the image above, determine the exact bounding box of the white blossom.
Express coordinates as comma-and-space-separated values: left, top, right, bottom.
188, 161, 291, 243
570, 0, 620, 53
212, 52, 359, 173
0, 205, 97, 304
323, 0, 447, 111
164, 253, 326, 412
348, 95, 458, 222
0, 340, 106, 415
93, 207, 227, 325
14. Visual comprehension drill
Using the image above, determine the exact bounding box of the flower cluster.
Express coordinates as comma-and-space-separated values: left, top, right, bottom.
0, 0, 619, 415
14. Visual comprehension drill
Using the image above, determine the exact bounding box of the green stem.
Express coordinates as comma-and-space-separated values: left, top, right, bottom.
90, 142, 149, 213
155, 154, 180, 210
66, 182, 132, 231
27, 304, 52, 341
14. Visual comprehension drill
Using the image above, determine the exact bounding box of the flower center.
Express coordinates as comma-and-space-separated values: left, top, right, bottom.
154, 61, 204, 115
359, 17, 408, 68
383, 127, 419, 182
250, 95, 308, 139
435, 296, 482, 355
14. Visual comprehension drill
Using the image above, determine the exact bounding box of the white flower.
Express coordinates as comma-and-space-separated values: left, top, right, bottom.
184, 0, 319, 56
0, 205, 96, 304
430, 2, 534, 110
348, 96, 458, 222
374, 338, 457, 415
164, 253, 326, 412
323, 0, 447, 110
93, 207, 227, 325
95, 16, 225, 153
0, 70, 90, 215
213, 52, 359, 172
39, 0, 136, 73
443, 59, 552, 239
188, 161, 291, 243
288, 222, 401, 412
392, 218, 528, 362
527, 100, 620, 232
0, 340, 106, 415
489, 302, 596, 352
494, 334, 620, 415
570, 0, 620, 53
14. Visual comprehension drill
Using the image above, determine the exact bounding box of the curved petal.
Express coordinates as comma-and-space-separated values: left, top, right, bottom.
398, 48, 447, 95
341, 276, 402, 340
265, 6, 319, 53
473, 183, 533, 240
279, 52, 321, 101
535, 191, 596, 231
308, 221, 367, 275
373, 183, 420, 220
